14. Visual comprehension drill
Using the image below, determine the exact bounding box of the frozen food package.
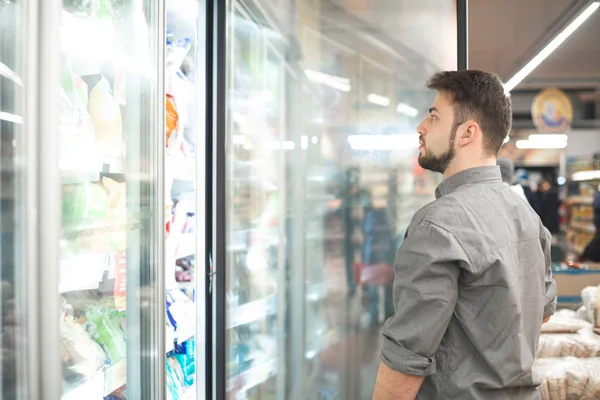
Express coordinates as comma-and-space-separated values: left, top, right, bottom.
166, 94, 179, 147
83, 303, 127, 364
60, 315, 106, 383
87, 77, 123, 151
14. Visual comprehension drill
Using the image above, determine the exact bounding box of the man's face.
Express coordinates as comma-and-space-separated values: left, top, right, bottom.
417, 92, 460, 174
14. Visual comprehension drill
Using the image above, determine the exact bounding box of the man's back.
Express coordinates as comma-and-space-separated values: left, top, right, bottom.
381, 166, 556, 400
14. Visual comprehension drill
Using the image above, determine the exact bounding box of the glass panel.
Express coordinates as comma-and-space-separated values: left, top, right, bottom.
225, 0, 457, 399
164, 0, 202, 398
0, 1, 27, 399
58, 1, 161, 399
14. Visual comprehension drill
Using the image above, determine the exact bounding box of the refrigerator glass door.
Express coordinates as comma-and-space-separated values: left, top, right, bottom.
225, 2, 288, 398
58, 1, 163, 399
225, 0, 458, 399
164, 0, 205, 399
0, 1, 27, 399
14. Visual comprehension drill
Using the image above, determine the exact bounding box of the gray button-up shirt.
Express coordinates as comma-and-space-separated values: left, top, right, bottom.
381, 166, 557, 400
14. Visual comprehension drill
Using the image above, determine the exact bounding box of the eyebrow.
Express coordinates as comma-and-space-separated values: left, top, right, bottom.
429, 107, 440, 114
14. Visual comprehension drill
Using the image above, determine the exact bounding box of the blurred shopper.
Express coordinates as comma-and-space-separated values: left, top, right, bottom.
373, 70, 556, 400
536, 178, 561, 234
497, 157, 527, 200
357, 189, 395, 326
516, 168, 541, 213
581, 188, 600, 262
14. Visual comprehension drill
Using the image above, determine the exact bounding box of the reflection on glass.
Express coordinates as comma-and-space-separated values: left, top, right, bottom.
58, 1, 159, 399
164, 0, 200, 398
0, 1, 26, 399
226, 0, 457, 398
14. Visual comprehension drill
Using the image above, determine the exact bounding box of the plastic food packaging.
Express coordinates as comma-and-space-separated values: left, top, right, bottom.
166, 94, 179, 147
537, 326, 600, 358
60, 314, 106, 383
534, 357, 600, 400
83, 303, 127, 364
87, 77, 123, 159
582, 286, 598, 323
541, 309, 591, 334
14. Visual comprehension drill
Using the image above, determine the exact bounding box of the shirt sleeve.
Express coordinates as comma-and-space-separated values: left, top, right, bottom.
381, 221, 465, 376
540, 225, 557, 319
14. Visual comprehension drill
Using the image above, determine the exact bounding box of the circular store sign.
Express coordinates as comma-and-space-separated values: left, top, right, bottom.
531, 88, 573, 134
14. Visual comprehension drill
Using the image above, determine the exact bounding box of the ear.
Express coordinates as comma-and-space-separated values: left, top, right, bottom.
458, 121, 480, 147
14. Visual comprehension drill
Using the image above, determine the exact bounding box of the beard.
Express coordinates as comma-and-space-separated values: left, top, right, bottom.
418, 128, 457, 174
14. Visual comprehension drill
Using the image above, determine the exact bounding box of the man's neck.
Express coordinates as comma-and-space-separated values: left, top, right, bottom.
443, 157, 497, 179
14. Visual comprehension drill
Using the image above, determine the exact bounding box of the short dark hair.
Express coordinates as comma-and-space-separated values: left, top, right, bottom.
427, 70, 512, 156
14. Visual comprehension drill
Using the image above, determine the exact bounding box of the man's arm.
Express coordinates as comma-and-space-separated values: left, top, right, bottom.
373, 221, 465, 399
373, 362, 424, 400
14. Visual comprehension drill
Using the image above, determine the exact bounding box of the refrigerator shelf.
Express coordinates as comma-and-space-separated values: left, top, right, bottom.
226, 359, 277, 393
227, 295, 278, 329
62, 220, 142, 236
63, 359, 126, 400
61, 171, 127, 185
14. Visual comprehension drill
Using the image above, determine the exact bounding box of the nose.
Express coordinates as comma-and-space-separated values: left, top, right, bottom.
417, 119, 426, 136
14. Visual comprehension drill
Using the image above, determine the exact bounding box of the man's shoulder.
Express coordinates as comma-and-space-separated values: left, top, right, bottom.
412, 194, 465, 230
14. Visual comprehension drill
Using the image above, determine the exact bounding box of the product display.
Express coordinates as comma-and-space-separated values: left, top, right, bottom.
535, 357, 600, 400
565, 156, 600, 258
57, 0, 164, 398
537, 327, 600, 358
163, 1, 201, 398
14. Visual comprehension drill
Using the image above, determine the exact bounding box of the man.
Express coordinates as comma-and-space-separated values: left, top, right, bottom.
372, 70, 557, 400
497, 157, 527, 201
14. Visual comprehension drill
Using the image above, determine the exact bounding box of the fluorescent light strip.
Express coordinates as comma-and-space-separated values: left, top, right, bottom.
572, 170, 600, 181
367, 93, 390, 107
304, 69, 351, 92
0, 112, 23, 124
396, 103, 419, 117
504, 2, 600, 93
528, 134, 568, 142
515, 139, 567, 149
0, 61, 23, 86
347, 134, 419, 151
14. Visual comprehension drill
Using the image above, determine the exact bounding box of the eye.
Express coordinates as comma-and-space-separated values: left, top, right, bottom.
429, 114, 437, 121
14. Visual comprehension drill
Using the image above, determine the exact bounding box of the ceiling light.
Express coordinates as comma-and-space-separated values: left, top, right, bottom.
572, 170, 600, 181
305, 69, 351, 92
515, 140, 567, 149
347, 134, 418, 151
503, 136, 510, 144
396, 103, 419, 117
367, 93, 390, 107
504, 2, 600, 93
528, 134, 568, 142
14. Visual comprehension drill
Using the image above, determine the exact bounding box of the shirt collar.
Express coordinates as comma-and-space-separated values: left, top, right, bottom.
435, 165, 502, 199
